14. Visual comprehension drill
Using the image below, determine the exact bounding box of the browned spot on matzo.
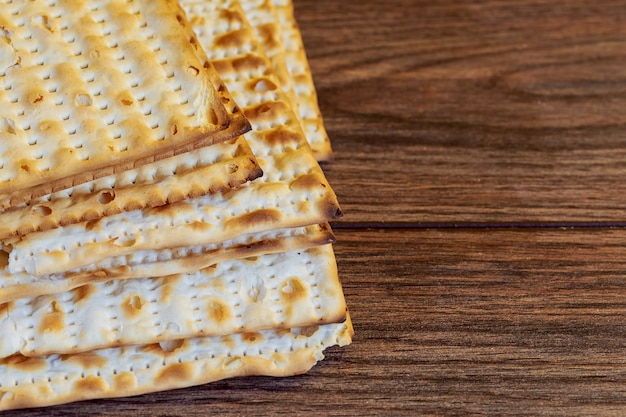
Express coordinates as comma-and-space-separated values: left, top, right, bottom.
0, 302, 9, 318
0, 251, 7, 269
0, 354, 47, 372
38, 300, 64, 334
256, 23, 282, 51
215, 29, 249, 49
300, 325, 320, 337
243, 100, 291, 124
122, 294, 146, 318
189, 221, 212, 233
113, 372, 137, 390
71, 285, 96, 304
262, 126, 301, 147
208, 300, 231, 323
242, 332, 265, 344
157, 363, 193, 384
140, 343, 166, 356
160, 275, 183, 303
74, 375, 109, 394
225, 209, 282, 232
289, 173, 326, 191
60, 352, 108, 370
281, 278, 307, 302
218, 8, 244, 26
226, 54, 270, 75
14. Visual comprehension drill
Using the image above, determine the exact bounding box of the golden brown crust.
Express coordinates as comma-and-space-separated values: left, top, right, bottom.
0, 0, 245, 209
239, 0, 333, 161
0, 318, 353, 411
0, 138, 261, 240
0, 35, 257, 240
0, 224, 334, 303
0, 244, 348, 360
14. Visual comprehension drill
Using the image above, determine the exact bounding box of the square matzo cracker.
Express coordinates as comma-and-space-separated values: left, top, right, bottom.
0, 0, 248, 208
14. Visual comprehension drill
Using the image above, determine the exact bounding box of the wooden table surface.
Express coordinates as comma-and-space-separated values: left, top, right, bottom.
13, 0, 626, 415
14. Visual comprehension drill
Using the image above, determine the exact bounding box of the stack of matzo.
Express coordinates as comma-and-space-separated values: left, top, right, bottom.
0, 0, 351, 411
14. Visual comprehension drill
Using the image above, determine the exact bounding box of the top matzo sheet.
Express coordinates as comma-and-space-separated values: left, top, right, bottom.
0, 0, 240, 208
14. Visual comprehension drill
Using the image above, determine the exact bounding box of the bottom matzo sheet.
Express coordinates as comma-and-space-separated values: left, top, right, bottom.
0, 317, 353, 411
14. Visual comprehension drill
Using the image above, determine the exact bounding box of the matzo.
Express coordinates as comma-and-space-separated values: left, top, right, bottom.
4, 0, 342, 277
0, 224, 334, 303
239, 0, 333, 160
0, 0, 247, 208
236, 0, 298, 115
0, 54, 258, 240
0, 245, 347, 358
0, 317, 353, 411
0, 137, 260, 239
273, 0, 333, 160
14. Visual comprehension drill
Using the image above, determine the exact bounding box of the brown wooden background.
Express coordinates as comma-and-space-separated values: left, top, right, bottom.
13, 0, 626, 415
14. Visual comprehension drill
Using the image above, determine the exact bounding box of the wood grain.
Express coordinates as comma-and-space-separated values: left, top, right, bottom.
296, 0, 626, 224
11, 228, 626, 416
333, 228, 626, 416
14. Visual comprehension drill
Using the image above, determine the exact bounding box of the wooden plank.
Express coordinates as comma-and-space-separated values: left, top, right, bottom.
294, 0, 626, 224
333, 227, 626, 416
14, 227, 626, 416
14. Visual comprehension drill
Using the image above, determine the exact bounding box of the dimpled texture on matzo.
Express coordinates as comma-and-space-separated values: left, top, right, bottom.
240, 0, 333, 160
0, 245, 347, 358
273, 0, 333, 160
0, 0, 242, 208
236, 0, 298, 116
0, 224, 334, 303
0, 55, 259, 240
0, 138, 261, 239
4, 0, 341, 277
0, 317, 353, 411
